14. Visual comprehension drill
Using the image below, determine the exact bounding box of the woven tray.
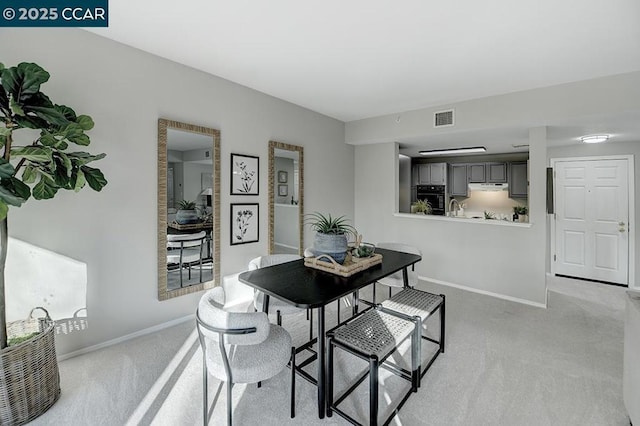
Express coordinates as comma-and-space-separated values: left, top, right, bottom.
169, 221, 210, 231
304, 253, 383, 277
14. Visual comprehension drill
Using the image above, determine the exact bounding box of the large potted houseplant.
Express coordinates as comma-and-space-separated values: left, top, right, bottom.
0, 62, 107, 424
305, 212, 356, 264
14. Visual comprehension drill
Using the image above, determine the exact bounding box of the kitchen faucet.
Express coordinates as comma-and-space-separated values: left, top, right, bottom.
448, 198, 460, 217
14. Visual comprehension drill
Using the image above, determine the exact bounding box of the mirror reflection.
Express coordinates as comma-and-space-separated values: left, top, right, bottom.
158, 119, 220, 300
268, 141, 303, 255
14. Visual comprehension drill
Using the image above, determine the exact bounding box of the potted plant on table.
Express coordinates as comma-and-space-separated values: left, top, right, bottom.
175, 199, 199, 224
0, 62, 107, 424
305, 212, 357, 264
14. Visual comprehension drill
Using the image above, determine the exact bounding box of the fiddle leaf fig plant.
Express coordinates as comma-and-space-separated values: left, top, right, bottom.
0, 62, 108, 349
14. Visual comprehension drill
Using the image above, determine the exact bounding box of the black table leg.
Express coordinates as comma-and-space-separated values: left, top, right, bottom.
352, 290, 359, 316
317, 306, 326, 418
263, 294, 270, 314
402, 267, 409, 288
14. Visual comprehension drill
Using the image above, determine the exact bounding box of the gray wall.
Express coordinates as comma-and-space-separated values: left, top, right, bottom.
274, 157, 294, 204
355, 133, 548, 306
351, 72, 640, 304
0, 29, 353, 356
346, 71, 640, 144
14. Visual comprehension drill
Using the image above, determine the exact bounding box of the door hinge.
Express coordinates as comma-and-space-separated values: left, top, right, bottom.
553, 254, 556, 261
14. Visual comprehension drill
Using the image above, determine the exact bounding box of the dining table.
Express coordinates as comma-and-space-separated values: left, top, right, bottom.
238, 247, 422, 419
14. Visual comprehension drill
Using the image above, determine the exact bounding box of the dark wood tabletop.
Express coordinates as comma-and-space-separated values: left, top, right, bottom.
238, 248, 421, 308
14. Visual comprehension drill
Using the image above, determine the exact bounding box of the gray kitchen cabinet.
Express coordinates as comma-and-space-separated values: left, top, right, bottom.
449, 164, 468, 196
509, 161, 528, 198
428, 163, 446, 185
486, 162, 507, 183
415, 162, 446, 185
467, 163, 485, 183
418, 164, 430, 184
411, 165, 420, 186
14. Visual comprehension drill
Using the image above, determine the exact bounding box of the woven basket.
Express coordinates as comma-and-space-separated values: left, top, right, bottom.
305, 253, 383, 277
0, 307, 60, 425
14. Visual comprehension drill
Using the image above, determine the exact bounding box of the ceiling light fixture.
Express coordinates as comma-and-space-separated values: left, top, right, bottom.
580, 135, 609, 144
419, 146, 486, 156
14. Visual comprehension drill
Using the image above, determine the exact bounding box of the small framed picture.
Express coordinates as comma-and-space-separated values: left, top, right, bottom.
231, 154, 259, 195
278, 184, 288, 196
278, 170, 288, 183
230, 203, 259, 245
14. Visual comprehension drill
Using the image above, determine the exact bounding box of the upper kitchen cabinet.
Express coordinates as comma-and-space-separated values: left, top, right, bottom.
486, 162, 507, 183
449, 164, 468, 196
509, 161, 528, 198
466, 162, 507, 183
412, 164, 420, 186
467, 163, 486, 183
414, 162, 447, 185
429, 162, 446, 185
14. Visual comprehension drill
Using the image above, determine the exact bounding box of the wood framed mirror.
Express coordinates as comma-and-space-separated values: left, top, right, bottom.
158, 119, 221, 301
268, 141, 304, 255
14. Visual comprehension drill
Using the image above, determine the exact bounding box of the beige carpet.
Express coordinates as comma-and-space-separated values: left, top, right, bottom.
30, 277, 629, 425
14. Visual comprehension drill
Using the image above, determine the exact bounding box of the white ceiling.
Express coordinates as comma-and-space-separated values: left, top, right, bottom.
89, 0, 640, 152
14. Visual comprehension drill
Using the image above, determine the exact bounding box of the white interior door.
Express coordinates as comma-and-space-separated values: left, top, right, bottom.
555, 159, 629, 285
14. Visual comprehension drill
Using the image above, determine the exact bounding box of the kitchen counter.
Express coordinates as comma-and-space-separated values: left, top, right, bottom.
394, 212, 532, 228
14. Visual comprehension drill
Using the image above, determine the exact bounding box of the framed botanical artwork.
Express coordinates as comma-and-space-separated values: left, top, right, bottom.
278, 170, 288, 183
230, 203, 259, 245
231, 153, 259, 195
278, 184, 288, 196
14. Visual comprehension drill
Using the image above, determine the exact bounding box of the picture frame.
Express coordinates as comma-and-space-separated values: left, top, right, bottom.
278, 170, 288, 183
231, 153, 259, 195
230, 203, 259, 245
278, 184, 288, 196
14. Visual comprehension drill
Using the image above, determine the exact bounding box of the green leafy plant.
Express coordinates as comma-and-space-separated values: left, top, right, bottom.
0, 62, 107, 349
484, 210, 496, 219
177, 199, 196, 210
513, 205, 528, 215
412, 199, 432, 214
305, 212, 357, 236
7, 332, 39, 347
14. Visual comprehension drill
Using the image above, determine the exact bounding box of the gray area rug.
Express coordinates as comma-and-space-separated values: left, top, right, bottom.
30, 278, 629, 425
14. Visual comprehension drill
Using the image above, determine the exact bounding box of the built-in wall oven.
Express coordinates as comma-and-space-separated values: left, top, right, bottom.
416, 185, 446, 215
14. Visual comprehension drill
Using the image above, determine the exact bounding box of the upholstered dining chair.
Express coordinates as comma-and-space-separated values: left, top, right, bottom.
196, 287, 296, 425
167, 231, 207, 287
249, 255, 312, 335
373, 242, 422, 303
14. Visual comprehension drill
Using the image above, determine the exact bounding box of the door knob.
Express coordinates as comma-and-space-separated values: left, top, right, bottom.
619, 221, 626, 226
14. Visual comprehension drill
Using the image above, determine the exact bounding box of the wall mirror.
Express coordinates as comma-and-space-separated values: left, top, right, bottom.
158, 119, 221, 301
268, 141, 304, 255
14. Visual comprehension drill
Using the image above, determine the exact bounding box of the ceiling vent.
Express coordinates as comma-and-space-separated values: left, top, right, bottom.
434, 110, 454, 127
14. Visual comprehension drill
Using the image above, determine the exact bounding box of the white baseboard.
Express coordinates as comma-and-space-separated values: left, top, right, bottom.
57, 314, 195, 361
419, 275, 547, 309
